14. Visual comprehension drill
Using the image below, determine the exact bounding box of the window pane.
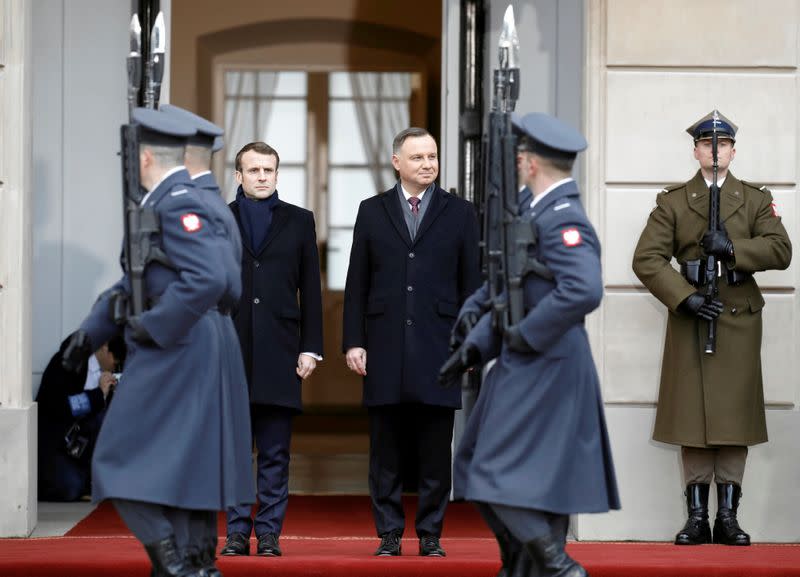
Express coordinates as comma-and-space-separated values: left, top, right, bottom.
225, 70, 255, 96
328, 168, 382, 227
275, 166, 306, 209
258, 100, 306, 164
329, 72, 412, 99
329, 72, 353, 98
329, 100, 368, 164
327, 227, 354, 291
225, 100, 256, 163
268, 71, 307, 96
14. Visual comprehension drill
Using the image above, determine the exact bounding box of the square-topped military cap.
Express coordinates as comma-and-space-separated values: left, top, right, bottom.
160, 104, 224, 149
686, 109, 737, 142
512, 112, 587, 160
133, 107, 196, 146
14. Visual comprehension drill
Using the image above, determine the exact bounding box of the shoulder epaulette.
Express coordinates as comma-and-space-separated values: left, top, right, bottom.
740, 180, 769, 194
659, 183, 684, 195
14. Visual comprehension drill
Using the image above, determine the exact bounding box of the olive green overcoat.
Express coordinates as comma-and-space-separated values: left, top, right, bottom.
632, 171, 791, 447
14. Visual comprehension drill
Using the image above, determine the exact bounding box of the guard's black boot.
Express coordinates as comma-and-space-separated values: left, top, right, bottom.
493, 527, 518, 577
144, 535, 202, 577
674, 483, 711, 545
186, 537, 222, 577
525, 532, 588, 577
713, 483, 751, 546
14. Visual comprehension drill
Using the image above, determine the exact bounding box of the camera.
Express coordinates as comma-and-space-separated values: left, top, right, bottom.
64, 422, 89, 459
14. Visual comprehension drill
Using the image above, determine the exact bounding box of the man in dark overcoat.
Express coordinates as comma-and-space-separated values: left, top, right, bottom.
633, 111, 791, 546
61, 108, 253, 577
220, 141, 323, 558
444, 113, 619, 577
342, 127, 481, 557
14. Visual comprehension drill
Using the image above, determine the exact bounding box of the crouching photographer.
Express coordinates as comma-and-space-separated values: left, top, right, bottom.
36, 334, 126, 501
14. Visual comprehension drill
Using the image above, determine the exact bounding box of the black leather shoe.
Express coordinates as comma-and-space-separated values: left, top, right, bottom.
144, 535, 202, 577
675, 483, 712, 545
219, 532, 249, 556
256, 533, 282, 556
419, 534, 446, 557
374, 531, 402, 556
713, 483, 751, 546
525, 532, 587, 577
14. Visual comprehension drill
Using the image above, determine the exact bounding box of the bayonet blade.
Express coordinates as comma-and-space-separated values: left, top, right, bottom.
151, 12, 166, 55
129, 14, 141, 56
499, 5, 519, 69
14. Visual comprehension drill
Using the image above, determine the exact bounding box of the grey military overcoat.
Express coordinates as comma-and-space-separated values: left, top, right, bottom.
454, 180, 620, 514
81, 169, 254, 510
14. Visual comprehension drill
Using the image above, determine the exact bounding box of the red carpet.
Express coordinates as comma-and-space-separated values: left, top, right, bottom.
1, 496, 799, 577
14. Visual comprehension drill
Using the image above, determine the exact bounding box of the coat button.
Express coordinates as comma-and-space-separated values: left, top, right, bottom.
254, 298, 260, 304
406, 319, 413, 326
409, 252, 415, 258
407, 285, 413, 292
254, 262, 260, 268
731, 306, 737, 314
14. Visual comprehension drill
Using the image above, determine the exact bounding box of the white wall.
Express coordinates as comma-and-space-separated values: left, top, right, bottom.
582, 0, 800, 541
31, 0, 172, 396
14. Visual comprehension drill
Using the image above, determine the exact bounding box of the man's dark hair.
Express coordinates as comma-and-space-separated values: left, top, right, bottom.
392, 127, 434, 155
235, 142, 280, 172
107, 335, 127, 372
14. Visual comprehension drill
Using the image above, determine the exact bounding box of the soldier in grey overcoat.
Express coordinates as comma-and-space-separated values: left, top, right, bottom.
633, 111, 791, 546
61, 108, 253, 577
444, 113, 619, 577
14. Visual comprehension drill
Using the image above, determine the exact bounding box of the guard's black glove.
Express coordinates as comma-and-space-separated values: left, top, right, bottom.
678, 292, 724, 321
127, 316, 156, 346
61, 330, 93, 373
438, 343, 482, 388
449, 310, 480, 352
701, 229, 734, 261
504, 324, 535, 354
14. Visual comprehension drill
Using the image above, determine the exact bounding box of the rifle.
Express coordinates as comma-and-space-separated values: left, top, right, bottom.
116, 7, 166, 323
703, 112, 722, 354
483, 5, 520, 331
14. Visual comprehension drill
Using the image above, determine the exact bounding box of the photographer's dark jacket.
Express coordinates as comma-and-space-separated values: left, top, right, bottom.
36, 338, 106, 476
633, 171, 792, 447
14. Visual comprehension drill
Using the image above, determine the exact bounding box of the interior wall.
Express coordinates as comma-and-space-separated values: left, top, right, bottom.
170, 0, 442, 135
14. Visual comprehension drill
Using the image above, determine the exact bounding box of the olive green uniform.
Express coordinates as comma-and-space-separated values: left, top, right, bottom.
633, 170, 790, 472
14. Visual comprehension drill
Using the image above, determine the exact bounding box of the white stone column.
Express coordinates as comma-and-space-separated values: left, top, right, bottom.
0, 0, 36, 537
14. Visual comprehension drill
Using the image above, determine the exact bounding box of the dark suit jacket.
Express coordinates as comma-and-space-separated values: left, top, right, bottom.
230, 198, 324, 411
36, 337, 106, 469
342, 185, 481, 408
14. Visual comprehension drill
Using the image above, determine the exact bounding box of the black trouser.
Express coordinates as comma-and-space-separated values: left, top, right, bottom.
368, 403, 454, 538
226, 405, 294, 537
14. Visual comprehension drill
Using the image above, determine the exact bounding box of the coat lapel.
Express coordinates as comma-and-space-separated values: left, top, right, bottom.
413, 187, 448, 246
720, 173, 745, 222
686, 170, 744, 223
229, 201, 256, 258
686, 171, 709, 220
255, 201, 289, 257
381, 189, 413, 247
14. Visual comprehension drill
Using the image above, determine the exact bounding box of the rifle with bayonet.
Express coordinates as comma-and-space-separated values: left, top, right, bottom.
114, 7, 166, 323
703, 113, 722, 354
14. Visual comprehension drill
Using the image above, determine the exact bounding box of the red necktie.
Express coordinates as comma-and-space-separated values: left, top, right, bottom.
408, 196, 420, 215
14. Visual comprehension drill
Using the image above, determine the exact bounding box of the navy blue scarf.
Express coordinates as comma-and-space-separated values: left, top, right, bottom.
237, 185, 279, 254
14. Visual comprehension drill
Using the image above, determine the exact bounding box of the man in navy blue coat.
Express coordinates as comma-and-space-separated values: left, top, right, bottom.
444, 113, 620, 577
61, 108, 253, 577
343, 127, 480, 557
220, 141, 323, 558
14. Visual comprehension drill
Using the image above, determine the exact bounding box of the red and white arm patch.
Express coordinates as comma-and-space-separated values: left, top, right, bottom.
561, 228, 582, 247
181, 213, 202, 233
771, 202, 780, 218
